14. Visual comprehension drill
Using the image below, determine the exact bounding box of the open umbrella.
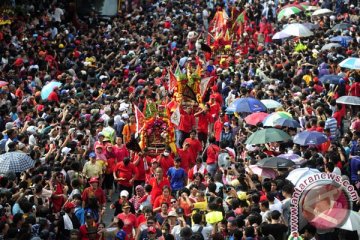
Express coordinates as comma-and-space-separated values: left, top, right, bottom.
0, 81, 8, 87
330, 36, 353, 43
272, 31, 291, 40
244, 112, 269, 126
268, 118, 301, 128
332, 23, 352, 31
261, 99, 282, 109
293, 131, 328, 146
262, 112, 293, 126
257, 157, 295, 169
41, 81, 62, 100
338, 210, 360, 234
312, 8, 333, 17
246, 165, 277, 179
278, 153, 306, 165
0, 152, 35, 173
245, 128, 291, 145
282, 23, 313, 37
226, 97, 267, 113
336, 96, 360, 105
319, 74, 342, 84
286, 167, 320, 186
277, 6, 303, 21
302, 22, 319, 30
339, 57, 360, 70
321, 43, 342, 51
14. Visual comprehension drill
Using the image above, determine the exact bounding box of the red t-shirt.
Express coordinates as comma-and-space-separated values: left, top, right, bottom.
153, 194, 173, 210
206, 144, 220, 165
184, 138, 202, 165
208, 102, 221, 123
177, 148, 192, 172
115, 145, 130, 162
197, 112, 212, 134
132, 155, 147, 181
114, 162, 136, 187
214, 120, 224, 141
47, 91, 59, 102
79, 223, 99, 240
117, 213, 137, 239
82, 187, 106, 206
178, 110, 195, 133
157, 155, 174, 174
148, 177, 170, 204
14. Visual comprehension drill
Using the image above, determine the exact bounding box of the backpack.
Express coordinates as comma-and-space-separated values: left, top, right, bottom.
190, 226, 204, 240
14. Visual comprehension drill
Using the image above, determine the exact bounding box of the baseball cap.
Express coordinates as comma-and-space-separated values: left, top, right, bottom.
168, 210, 178, 217
147, 226, 156, 234
89, 152, 96, 158
151, 158, 158, 164
122, 202, 131, 209
176, 208, 184, 215
115, 230, 126, 240
64, 202, 76, 210
89, 177, 99, 184
120, 190, 129, 198
224, 122, 230, 127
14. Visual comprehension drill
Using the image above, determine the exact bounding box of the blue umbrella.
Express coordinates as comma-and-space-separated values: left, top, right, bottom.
319, 74, 342, 84
293, 131, 328, 146
0, 152, 35, 173
226, 98, 267, 113
339, 58, 360, 70
330, 36, 352, 43
41, 81, 62, 100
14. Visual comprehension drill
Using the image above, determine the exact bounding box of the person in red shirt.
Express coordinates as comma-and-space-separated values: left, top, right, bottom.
206, 136, 220, 177
114, 136, 130, 163
148, 167, 170, 204
210, 85, 223, 106
333, 103, 346, 129
177, 142, 192, 172
214, 113, 225, 143
145, 159, 160, 182
184, 130, 202, 167
115, 202, 137, 240
104, 144, 117, 201
177, 105, 195, 147
152, 186, 174, 212
188, 157, 208, 182
113, 157, 137, 197
81, 177, 106, 218
15, 81, 25, 101
132, 151, 149, 188
47, 86, 60, 103
349, 78, 360, 97
156, 147, 174, 174
194, 104, 212, 147
51, 172, 66, 213
79, 212, 99, 240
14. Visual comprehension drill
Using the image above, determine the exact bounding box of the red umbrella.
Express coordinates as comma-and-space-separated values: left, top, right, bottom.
244, 112, 269, 126
0, 81, 8, 87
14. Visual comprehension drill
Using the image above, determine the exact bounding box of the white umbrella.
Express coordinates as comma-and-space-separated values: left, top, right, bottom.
336, 96, 360, 106
339, 57, 360, 70
286, 167, 320, 186
272, 31, 291, 40
312, 8, 333, 17
338, 210, 360, 236
261, 99, 283, 109
282, 23, 314, 37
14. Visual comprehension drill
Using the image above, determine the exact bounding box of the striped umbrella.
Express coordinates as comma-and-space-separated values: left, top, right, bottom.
0, 152, 35, 173
278, 6, 303, 21
339, 57, 360, 70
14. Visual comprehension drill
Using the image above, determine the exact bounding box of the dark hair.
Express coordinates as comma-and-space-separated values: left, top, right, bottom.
260, 200, 269, 209
271, 210, 281, 220
192, 212, 202, 224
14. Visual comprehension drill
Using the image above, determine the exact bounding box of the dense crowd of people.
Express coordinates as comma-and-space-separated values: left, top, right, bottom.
0, 0, 360, 240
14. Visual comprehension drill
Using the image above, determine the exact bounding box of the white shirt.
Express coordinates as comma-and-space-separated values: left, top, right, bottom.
192, 224, 213, 240
172, 224, 190, 240
52, 7, 64, 22
269, 199, 283, 213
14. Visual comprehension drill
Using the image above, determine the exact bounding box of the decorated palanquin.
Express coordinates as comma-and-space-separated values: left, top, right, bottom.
139, 104, 176, 156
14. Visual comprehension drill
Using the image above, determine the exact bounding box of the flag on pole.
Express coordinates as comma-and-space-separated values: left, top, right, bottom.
169, 68, 177, 91
200, 77, 212, 96
174, 63, 181, 79
134, 104, 145, 133
170, 105, 181, 126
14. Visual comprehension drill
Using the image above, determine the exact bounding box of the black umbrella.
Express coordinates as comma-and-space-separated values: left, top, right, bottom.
256, 157, 295, 169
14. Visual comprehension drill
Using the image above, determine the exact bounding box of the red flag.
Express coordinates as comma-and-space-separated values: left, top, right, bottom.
169, 69, 177, 92
134, 104, 145, 133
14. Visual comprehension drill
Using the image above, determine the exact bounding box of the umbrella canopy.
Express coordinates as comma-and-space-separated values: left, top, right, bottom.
245, 128, 291, 145
319, 74, 342, 84
267, 118, 301, 128
0, 81, 8, 87
0, 152, 35, 173
339, 57, 360, 70
321, 43, 342, 51
339, 210, 360, 233
286, 167, 320, 186
312, 8, 333, 16
302, 22, 319, 30
332, 23, 352, 31
257, 157, 295, 169
261, 99, 282, 109
262, 112, 293, 126
246, 165, 277, 179
336, 96, 360, 105
277, 6, 303, 21
293, 131, 328, 146
226, 97, 267, 113
278, 153, 306, 165
282, 23, 313, 37
244, 112, 269, 126
330, 36, 353, 43
41, 81, 62, 100
272, 31, 292, 40
303, 5, 320, 11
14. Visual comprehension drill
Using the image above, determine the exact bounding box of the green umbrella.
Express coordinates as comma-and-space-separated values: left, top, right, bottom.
245, 128, 291, 145
277, 6, 303, 21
